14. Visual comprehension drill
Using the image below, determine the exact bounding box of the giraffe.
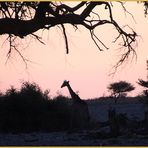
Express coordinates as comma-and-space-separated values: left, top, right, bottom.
61, 80, 90, 130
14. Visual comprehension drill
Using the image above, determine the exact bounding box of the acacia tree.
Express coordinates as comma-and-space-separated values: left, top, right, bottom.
138, 79, 148, 88
108, 81, 135, 103
0, 1, 147, 67
137, 60, 148, 98
137, 79, 148, 100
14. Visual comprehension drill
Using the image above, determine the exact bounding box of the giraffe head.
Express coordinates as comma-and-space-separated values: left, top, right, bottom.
61, 80, 69, 88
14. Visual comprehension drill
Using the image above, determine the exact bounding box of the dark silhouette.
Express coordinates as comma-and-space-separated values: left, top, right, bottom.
1, 80, 148, 145
107, 81, 135, 136
137, 60, 148, 130
61, 80, 90, 129
0, 2, 138, 67
108, 81, 135, 103
0, 81, 91, 133
0, 81, 73, 133
137, 79, 148, 100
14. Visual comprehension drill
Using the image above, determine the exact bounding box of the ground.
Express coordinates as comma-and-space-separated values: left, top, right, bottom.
0, 98, 148, 146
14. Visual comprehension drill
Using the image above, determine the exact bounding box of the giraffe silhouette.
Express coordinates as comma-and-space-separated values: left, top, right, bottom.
61, 80, 90, 129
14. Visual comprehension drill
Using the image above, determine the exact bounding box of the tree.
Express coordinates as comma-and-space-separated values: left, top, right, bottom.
137, 64, 148, 125
108, 81, 135, 103
137, 60, 148, 98
137, 79, 148, 89
107, 80, 135, 135
137, 79, 148, 100
0, 1, 139, 68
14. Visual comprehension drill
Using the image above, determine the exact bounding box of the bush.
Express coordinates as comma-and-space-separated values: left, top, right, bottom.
0, 81, 92, 133
0, 82, 74, 133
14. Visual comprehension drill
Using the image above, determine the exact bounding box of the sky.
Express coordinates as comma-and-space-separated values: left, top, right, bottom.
0, 2, 148, 99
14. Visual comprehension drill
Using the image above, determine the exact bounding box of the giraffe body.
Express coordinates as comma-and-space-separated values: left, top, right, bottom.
61, 80, 90, 129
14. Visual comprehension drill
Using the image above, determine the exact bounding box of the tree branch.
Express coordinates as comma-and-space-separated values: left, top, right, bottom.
61, 24, 69, 54
0, 1, 138, 68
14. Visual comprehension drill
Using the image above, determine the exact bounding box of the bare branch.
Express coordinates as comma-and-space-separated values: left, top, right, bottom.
31, 33, 45, 45
0, 1, 138, 69
90, 30, 103, 51
5, 34, 29, 69
55, 2, 86, 14
61, 24, 69, 54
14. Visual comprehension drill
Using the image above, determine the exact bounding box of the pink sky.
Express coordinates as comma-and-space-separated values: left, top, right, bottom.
0, 2, 148, 99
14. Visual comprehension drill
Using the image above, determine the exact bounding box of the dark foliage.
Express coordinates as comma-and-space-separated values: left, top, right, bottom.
137, 79, 148, 88
0, 81, 74, 133
137, 79, 148, 104
108, 81, 135, 103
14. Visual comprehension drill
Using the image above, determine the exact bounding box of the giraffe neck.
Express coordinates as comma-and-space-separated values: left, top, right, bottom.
66, 84, 80, 101
67, 84, 75, 98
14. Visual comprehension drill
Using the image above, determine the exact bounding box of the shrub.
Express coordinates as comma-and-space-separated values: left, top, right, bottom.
0, 82, 73, 132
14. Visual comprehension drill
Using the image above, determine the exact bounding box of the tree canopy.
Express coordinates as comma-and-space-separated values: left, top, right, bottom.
137, 79, 148, 88
0, 1, 147, 67
108, 81, 135, 99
